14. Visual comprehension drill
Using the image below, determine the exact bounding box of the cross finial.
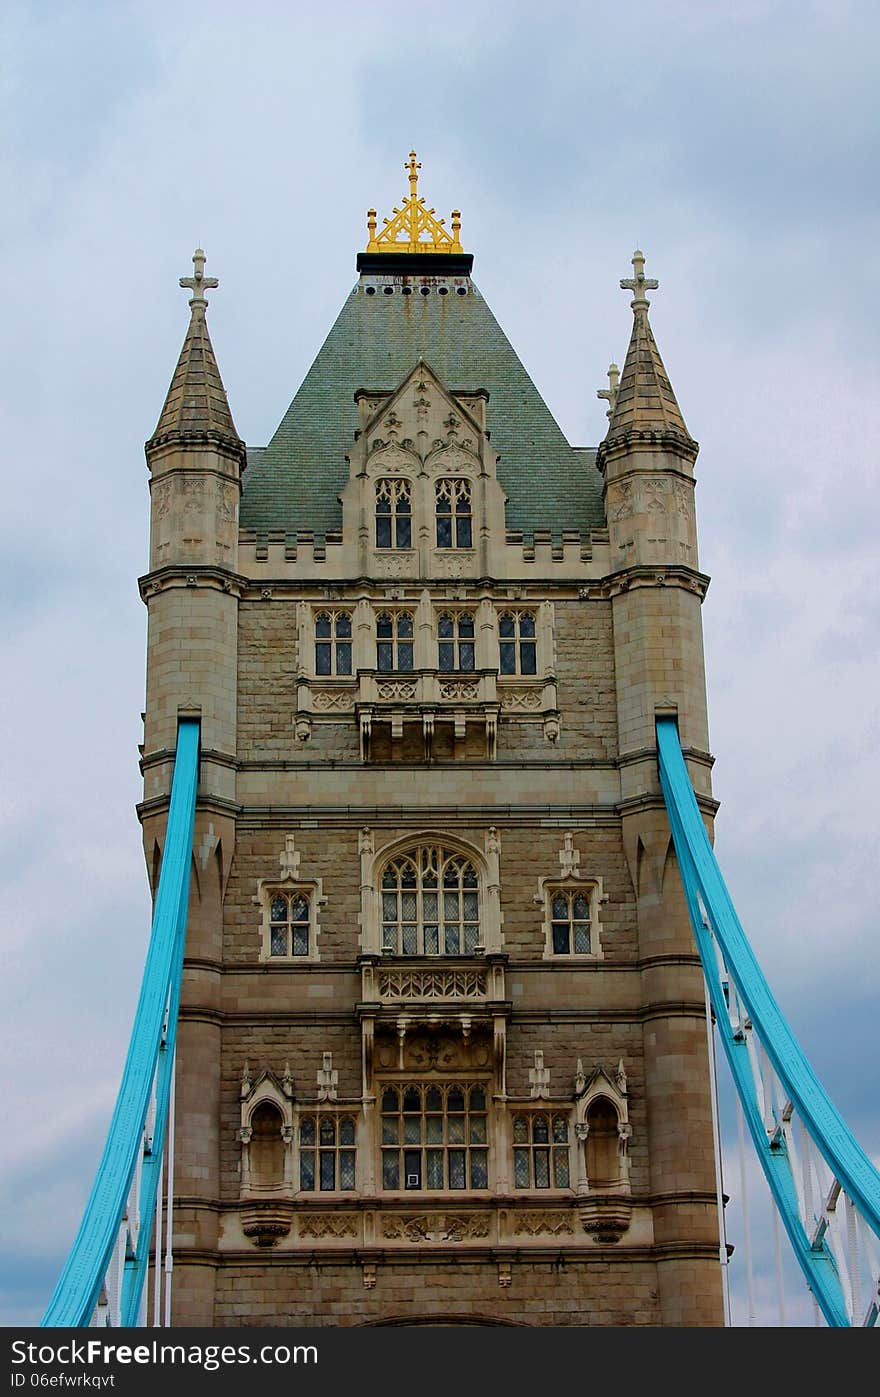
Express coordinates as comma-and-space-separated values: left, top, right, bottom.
406, 150, 421, 197
620, 249, 658, 312
180, 247, 219, 313
597, 361, 620, 418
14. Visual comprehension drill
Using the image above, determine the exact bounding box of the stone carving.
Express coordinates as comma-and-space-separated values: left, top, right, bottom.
217, 483, 237, 524
499, 687, 542, 711
374, 1030, 491, 1072
433, 553, 468, 578
609, 480, 633, 521
312, 690, 356, 711
153, 480, 171, 519
369, 444, 415, 473
378, 968, 488, 1000
439, 681, 478, 701
428, 445, 475, 474
643, 477, 669, 514
182, 477, 205, 513
298, 1214, 358, 1240
381, 1213, 490, 1243
673, 481, 690, 516
376, 681, 417, 701
374, 553, 411, 579
513, 1212, 576, 1237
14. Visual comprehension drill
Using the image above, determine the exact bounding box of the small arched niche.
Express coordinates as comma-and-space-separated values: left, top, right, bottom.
249, 1101, 286, 1192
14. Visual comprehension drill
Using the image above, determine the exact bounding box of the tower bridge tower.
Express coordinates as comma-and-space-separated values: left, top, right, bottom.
140, 155, 723, 1325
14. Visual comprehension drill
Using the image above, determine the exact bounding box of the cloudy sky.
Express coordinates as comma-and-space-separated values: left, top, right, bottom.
2, 0, 878, 1329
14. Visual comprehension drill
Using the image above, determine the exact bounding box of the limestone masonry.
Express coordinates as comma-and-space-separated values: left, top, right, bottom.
139, 159, 723, 1326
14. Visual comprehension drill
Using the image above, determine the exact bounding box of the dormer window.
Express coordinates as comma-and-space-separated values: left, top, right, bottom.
438, 612, 475, 672
376, 611, 414, 672
436, 478, 472, 549
376, 478, 412, 549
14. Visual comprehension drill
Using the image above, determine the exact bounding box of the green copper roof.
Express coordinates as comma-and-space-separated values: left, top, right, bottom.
240, 276, 604, 538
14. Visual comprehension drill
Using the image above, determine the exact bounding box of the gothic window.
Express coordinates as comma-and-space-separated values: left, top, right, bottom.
380, 845, 480, 955
376, 611, 414, 672
299, 1114, 357, 1192
435, 478, 472, 549
512, 1112, 571, 1189
375, 478, 412, 549
437, 612, 475, 672
549, 889, 593, 955
498, 610, 537, 676
314, 610, 352, 676
380, 1084, 488, 1190
268, 891, 311, 957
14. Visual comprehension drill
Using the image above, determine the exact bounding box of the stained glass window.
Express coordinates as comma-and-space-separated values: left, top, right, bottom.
268, 892, 311, 957
512, 1113, 571, 1189
298, 1114, 356, 1192
436, 479, 472, 549
380, 845, 480, 955
380, 1084, 488, 1191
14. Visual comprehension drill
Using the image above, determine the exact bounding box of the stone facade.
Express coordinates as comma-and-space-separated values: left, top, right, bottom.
139, 239, 724, 1326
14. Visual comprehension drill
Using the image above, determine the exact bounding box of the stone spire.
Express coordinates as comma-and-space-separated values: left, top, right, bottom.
598, 251, 696, 467
147, 249, 244, 457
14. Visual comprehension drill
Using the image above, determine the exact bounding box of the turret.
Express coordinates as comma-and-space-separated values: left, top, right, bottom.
597, 252, 720, 1324
597, 250, 708, 769
139, 253, 243, 1315
141, 249, 244, 805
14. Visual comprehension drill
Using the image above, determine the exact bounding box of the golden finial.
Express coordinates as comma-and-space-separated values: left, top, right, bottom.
365, 151, 464, 255
407, 150, 421, 196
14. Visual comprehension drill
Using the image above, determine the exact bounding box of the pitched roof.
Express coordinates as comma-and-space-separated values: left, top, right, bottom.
604, 306, 694, 449
240, 277, 603, 537
148, 306, 243, 454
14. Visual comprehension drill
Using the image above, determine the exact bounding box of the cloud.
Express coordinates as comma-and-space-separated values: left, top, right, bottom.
2, 0, 877, 1330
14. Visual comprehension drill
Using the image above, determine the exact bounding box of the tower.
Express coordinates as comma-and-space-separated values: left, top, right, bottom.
140, 158, 723, 1326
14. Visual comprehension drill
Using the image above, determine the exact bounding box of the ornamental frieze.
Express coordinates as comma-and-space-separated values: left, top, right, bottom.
512, 1212, 576, 1237
298, 1214, 359, 1240
381, 1213, 491, 1243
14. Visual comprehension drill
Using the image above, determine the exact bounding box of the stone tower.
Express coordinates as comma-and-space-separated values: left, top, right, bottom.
140, 157, 723, 1326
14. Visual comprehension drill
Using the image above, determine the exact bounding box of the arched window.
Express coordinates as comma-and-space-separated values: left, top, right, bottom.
380, 1084, 488, 1190
436, 479, 472, 549
376, 611, 414, 672
512, 1112, 570, 1189
498, 611, 537, 675
437, 612, 475, 672
380, 845, 480, 955
249, 1101, 285, 1191
586, 1098, 621, 1190
550, 890, 592, 955
376, 479, 412, 549
299, 1115, 357, 1192
269, 892, 311, 957
314, 611, 352, 676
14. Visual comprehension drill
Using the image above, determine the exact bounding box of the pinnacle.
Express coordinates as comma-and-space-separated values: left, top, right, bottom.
605, 305, 692, 443
147, 251, 244, 456
149, 311, 243, 449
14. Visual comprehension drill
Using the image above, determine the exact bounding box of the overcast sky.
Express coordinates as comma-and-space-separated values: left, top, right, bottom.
1, 0, 878, 1330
